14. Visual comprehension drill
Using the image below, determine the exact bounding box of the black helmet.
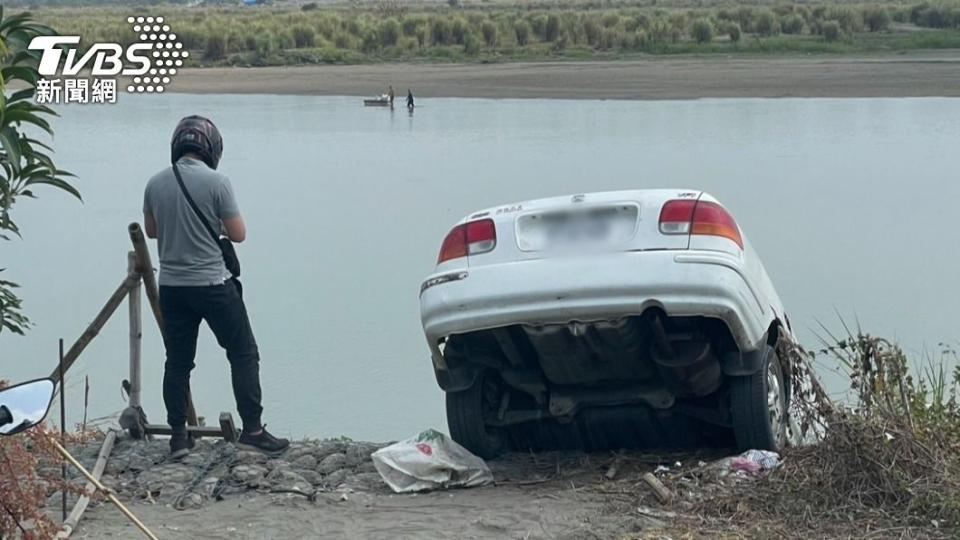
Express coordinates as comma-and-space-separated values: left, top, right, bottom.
171, 115, 223, 170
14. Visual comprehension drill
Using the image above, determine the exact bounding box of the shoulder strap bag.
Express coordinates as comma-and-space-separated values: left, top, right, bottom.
172, 163, 242, 280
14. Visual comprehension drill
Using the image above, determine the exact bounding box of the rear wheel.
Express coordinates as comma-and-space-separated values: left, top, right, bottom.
446, 370, 508, 459
729, 345, 787, 452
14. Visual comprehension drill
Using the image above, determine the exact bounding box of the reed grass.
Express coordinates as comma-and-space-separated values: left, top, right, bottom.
24, 2, 960, 66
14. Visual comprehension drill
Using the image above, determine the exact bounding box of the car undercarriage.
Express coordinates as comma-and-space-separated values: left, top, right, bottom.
438, 309, 789, 458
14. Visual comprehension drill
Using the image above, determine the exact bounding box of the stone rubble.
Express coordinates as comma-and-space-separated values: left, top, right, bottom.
58, 435, 392, 509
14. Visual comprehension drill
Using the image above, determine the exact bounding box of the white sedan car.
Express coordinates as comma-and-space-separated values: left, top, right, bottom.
420, 189, 796, 458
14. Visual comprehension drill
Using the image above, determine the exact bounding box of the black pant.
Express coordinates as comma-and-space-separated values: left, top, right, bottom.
159, 280, 262, 433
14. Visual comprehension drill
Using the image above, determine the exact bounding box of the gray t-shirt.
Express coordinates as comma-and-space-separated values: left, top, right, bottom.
143, 157, 240, 286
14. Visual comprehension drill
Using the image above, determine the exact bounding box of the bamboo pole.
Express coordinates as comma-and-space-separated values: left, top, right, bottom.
128, 223, 163, 334
57, 430, 118, 539
127, 252, 143, 410
50, 437, 158, 540
128, 222, 199, 426
50, 276, 138, 383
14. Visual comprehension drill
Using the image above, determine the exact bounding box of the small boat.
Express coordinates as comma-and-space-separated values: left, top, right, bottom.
363, 94, 392, 107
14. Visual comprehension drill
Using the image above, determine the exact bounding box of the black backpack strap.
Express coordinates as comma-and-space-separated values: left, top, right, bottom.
172, 162, 222, 247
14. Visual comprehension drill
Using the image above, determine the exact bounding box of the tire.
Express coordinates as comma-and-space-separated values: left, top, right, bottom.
446, 370, 508, 459
729, 345, 787, 452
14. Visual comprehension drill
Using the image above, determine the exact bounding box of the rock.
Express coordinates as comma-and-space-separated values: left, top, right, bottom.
265, 458, 289, 471
292, 454, 318, 470
314, 440, 348, 460
323, 468, 349, 488
234, 449, 268, 465
231, 464, 268, 487
317, 453, 348, 474
266, 467, 312, 494
178, 492, 204, 509
179, 452, 210, 468
104, 456, 131, 476
298, 469, 324, 486
198, 476, 220, 498
345, 445, 373, 467
283, 442, 317, 462
136, 463, 195, 494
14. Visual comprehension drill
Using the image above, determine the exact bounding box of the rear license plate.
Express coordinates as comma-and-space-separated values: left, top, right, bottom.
516, 204, 639, 251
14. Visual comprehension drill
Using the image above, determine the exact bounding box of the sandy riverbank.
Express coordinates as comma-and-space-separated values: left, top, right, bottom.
170, 51, 960, 100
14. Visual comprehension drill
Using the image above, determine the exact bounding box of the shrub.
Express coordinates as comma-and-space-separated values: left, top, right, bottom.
430, 18, 451, 45
584, 18, 601, 45
481, 20, 497, 47
909, 5, 960, 28
292, 25, 316, 48
402, 17, 421, 37
649, 20, 671, 43
397, 36, 419, 52
827, 7, 862, 33
514, 20, 531, 46
448, 0, 462, 7
451, 17, 468, 45
302, 2, 319, 11
274, 29, 295, 50
545, 14, 561, 42
691, 18, 713, 44
205, 34, 226, 60
360, 28, 379, 52
781, 14, 804, 35
862, 6, 892, 32
464, 31, 481, 55
601, 12, 621, 28
552, 33, 568, 52
598, 27, 622, 49
754, 9, 780, 37
736, 6, 754, 32
334, 32, 354, 49
822, 20, 842, 42
415, 26, 428, 48
728, 22, 741, 43
380, 19, 400, 47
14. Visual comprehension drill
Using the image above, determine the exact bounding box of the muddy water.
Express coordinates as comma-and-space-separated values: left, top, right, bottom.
3, 95, 959, 440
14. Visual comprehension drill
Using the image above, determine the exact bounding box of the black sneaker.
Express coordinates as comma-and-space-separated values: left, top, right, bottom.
237, 425, 289, 454
170, 432, 195, 459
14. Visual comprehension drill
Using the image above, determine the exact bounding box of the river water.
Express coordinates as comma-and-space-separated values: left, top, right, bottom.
2, 95, 958, 440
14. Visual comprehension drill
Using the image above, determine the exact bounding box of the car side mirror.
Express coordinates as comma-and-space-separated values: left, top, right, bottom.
0, 378, 56, 436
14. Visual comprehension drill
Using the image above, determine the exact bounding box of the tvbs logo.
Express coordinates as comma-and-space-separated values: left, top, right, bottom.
28, 16, 186, 104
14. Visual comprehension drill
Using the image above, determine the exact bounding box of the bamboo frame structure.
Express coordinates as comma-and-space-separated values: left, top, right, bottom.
41, 223, 240, 537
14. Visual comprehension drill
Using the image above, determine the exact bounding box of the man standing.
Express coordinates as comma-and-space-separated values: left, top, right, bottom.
143, 115, 289, 458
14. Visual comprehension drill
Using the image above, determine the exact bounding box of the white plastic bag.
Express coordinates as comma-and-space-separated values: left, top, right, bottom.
371, 429, 494, 493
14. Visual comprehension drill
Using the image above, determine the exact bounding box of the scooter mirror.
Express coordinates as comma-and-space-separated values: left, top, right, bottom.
0, 378, 57, 436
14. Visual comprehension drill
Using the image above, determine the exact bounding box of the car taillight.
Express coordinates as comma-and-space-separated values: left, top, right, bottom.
658, 200, 696, 234
437, 219, 497, 263
659, 199, 743, 249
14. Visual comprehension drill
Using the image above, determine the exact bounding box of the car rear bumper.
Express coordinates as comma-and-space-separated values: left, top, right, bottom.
419, 250, 772, 369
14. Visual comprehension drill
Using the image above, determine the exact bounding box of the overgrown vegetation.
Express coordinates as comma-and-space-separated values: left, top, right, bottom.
0, 8, 79, 334
670, 328, 960, 538
24, 2, 960, 66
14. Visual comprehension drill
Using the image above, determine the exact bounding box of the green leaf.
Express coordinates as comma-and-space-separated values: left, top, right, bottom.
0, 127, 22, 175
24, 174, 81, 202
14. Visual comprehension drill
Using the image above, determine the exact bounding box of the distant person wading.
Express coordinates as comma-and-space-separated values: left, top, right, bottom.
142, 115, 289, 458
